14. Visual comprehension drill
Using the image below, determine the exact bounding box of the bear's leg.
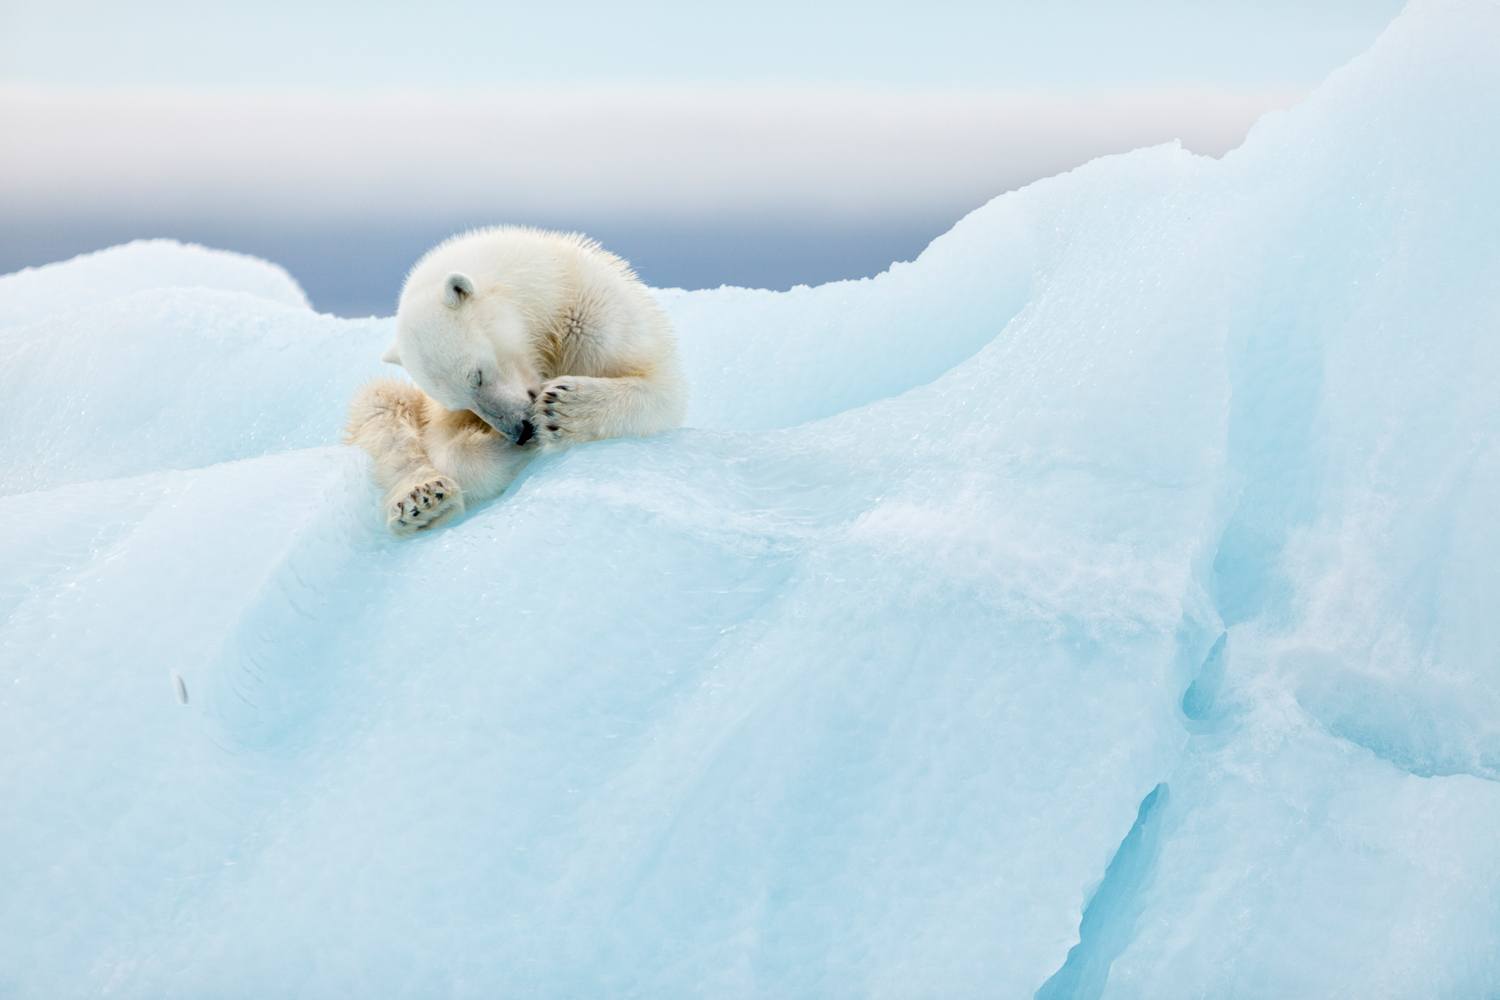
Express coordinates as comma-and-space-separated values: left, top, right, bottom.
423, 406, 537, 506
345, 378, 465, 534
531, 370, 684, 448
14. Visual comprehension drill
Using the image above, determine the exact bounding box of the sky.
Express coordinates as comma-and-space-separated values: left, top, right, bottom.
0, 0, 1405, 314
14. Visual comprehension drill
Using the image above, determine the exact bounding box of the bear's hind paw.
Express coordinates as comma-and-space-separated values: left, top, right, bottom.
387, 476, 464, 535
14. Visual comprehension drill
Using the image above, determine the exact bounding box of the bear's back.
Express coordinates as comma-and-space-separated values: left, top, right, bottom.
401, 226, 642, 318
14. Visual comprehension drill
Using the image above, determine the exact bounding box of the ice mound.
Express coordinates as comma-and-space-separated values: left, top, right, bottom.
2, 1, 1498, 996
0, 239, 309, 325
0, 243, 387, 495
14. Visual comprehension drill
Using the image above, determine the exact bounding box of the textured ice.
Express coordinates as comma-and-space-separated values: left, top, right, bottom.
0, 243, 385, 496
2, 1, 1498, 996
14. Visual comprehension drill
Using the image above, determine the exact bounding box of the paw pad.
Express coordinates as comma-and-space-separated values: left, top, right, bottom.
388, 477, 463, 535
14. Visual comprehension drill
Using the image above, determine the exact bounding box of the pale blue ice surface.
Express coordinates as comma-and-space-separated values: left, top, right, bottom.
1, 1, 1497, 995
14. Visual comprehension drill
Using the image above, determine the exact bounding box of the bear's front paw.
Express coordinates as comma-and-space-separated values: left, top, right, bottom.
532, 379, 601, 447
387, 476, 464, 535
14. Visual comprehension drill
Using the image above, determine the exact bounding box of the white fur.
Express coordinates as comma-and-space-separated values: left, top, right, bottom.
346, 227, 686, 534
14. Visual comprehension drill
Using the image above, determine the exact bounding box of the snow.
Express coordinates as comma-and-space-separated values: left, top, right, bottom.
2, 1, 1498, 996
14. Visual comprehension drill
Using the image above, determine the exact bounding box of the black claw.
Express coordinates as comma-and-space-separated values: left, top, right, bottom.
434, 491, 444, 499
545, 408, 555, 417
544, 392, 557, 402
547, 424, 559, 432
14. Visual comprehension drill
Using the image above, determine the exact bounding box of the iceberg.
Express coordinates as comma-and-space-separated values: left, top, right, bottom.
1, 0, 1497, 996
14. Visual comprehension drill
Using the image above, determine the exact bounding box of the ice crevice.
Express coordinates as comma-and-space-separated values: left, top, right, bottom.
1035, 784, 1170, 1000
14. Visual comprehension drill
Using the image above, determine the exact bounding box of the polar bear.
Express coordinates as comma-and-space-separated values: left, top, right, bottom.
345, 227, 686, 534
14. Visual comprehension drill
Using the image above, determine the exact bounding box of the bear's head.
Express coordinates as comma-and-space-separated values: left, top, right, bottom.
385, 272, 539, 446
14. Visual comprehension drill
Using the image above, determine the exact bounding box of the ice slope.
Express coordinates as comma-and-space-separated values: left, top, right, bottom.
1, 0, 1497, 996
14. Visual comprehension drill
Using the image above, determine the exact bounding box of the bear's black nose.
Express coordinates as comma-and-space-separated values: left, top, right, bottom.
515, 420, 535, 446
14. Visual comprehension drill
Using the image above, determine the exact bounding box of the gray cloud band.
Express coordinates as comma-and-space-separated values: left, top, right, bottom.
0, 86, 1298, 222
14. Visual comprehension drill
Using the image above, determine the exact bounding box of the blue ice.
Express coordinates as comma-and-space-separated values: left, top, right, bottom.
1, 1, 1497, 995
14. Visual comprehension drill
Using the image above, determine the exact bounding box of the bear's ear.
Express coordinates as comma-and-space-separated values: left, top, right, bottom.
381, 343, 402, 366
443, 272, 475, 309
